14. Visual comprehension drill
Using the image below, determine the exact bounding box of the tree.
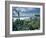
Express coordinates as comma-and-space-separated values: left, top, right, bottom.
15, 9, 20, 19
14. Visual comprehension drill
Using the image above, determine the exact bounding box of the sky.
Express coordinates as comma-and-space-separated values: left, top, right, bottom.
12, 7, 40, 17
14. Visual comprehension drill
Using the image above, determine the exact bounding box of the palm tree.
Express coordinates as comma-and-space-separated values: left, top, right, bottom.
15, 9, 20, 19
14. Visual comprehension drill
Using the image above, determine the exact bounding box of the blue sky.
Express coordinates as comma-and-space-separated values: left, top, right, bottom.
12, 7, 40, 17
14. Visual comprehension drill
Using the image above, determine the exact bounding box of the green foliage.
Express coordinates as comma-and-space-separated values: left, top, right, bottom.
12, 17, 40, 31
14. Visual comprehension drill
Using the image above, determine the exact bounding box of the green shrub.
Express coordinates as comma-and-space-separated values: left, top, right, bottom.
12, 17, 40, 31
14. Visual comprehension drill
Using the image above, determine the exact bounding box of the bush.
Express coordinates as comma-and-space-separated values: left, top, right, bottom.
12, 17, 40, 31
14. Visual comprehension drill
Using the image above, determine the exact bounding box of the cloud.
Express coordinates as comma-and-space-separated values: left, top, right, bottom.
12, 10, 18, 16
12, 7, 40, 16
15, 7, 40, 13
